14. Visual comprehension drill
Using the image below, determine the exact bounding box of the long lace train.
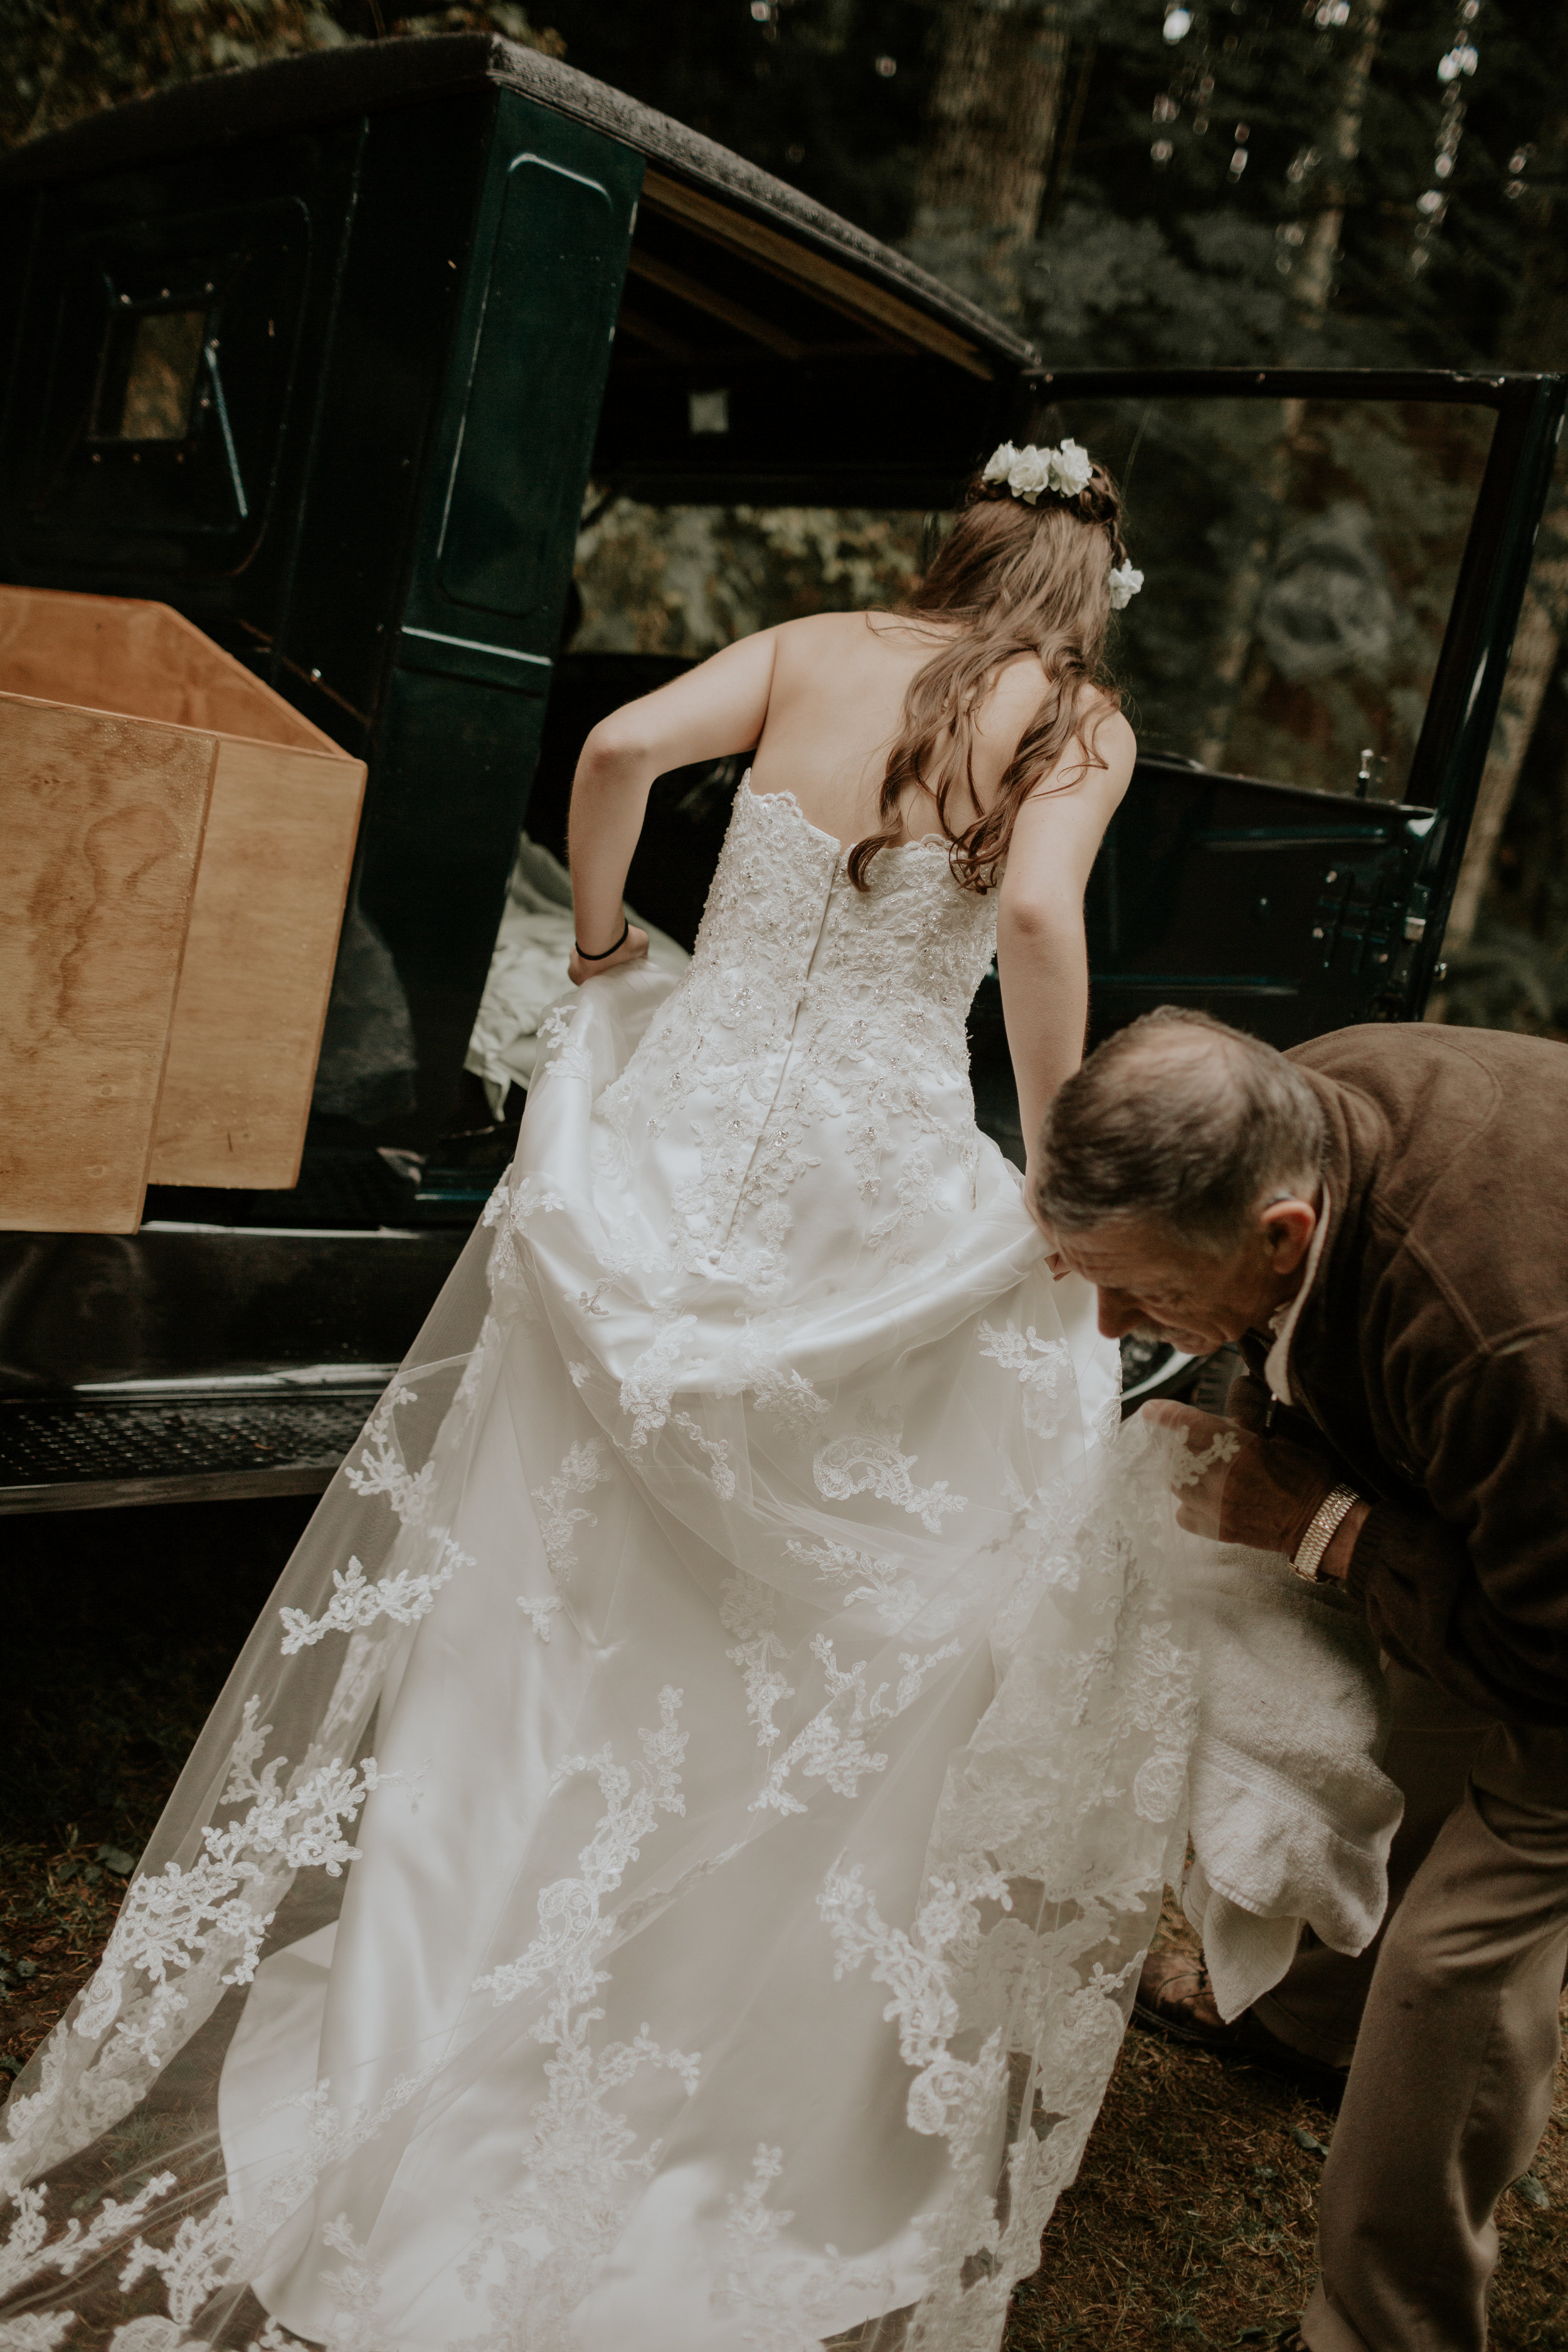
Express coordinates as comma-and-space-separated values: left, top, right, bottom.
1, 785, 1202, 2351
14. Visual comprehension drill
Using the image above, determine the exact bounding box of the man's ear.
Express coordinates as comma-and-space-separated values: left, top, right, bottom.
1258, 1197, 1316, 1275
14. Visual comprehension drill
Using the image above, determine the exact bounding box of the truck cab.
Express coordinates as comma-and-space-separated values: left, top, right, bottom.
1, 32, 1560, 1509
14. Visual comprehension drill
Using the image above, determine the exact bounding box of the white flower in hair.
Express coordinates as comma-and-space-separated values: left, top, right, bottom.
982, 437, 1098, 506
1005, 446, 1053, 502
1108, 562, 1144, 611
1047, 438, 1094, 497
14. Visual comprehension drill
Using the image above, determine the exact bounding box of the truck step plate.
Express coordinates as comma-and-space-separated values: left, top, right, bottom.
0, 1390, 384, 1514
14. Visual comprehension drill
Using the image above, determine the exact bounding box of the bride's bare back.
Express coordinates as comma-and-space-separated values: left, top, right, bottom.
566, 604, 1136, 1170
749, 610, 981, 844
748, 607, 1133, 856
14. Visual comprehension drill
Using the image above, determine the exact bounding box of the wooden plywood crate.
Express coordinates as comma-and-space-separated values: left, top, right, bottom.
0, 588, 366, 1232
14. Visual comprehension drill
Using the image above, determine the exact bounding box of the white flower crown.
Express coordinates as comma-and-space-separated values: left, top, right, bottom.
981, 438, 1143, 609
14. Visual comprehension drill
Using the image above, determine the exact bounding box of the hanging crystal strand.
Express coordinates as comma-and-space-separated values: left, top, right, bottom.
1283, 0, 1390, 328
1150, 3, 1210, 173
1412, 0, 1481, 275
1150, 0, 1255, 183
1503, 137, 1535, 206
1274, 0, 1385, 288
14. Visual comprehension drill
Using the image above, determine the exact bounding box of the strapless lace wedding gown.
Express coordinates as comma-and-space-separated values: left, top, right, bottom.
0, 783, 1199, 2352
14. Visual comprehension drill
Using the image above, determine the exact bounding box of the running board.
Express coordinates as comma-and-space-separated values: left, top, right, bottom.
0, 1377, 391, 1514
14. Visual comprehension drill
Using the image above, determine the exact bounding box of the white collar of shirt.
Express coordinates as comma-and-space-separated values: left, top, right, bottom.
1262, 1184, 1332, 1408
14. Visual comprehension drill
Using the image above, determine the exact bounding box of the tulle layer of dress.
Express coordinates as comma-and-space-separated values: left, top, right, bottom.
0, 787, 1200, 2352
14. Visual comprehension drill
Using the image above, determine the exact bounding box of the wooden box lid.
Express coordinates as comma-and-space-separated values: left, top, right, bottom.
0, 588, 367, 1234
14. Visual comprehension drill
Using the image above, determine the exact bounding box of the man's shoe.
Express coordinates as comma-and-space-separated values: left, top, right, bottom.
1133, 1949, 1348, 2108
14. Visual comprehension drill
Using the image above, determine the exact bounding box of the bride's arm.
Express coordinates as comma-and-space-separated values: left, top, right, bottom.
995, 712, 1135, 1177
566, 628, 779, 982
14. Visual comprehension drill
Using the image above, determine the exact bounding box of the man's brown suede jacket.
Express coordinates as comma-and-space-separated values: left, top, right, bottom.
1231, 1022, 1568, 1728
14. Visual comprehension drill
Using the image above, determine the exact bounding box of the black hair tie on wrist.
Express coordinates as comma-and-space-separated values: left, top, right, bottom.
574, 918, 630, 961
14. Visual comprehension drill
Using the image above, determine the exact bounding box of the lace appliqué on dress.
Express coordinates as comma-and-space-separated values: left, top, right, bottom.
978, 1320, 1076, 1439
813, 1433, 967, 1534
530, 1438, 610, 1589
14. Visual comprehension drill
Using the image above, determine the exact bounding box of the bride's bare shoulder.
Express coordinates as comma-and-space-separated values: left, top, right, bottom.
1075, 689, 1135, 764
771, 608, 951, 668
975, 664, 1135, 793
1046, 686, 1136, 792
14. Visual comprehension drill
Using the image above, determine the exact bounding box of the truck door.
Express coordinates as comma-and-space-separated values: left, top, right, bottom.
0, 82, 642, 1165
966, 368, 1565, 1159
344, 92, 642, 1150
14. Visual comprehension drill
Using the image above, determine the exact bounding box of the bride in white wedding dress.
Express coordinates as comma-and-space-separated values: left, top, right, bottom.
0, 447, 1198, 2352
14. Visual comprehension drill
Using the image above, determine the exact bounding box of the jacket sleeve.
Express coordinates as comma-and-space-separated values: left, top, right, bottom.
1345, 1325, 1568, 1725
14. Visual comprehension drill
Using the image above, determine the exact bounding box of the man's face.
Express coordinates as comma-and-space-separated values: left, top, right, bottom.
1050, 1202, 1318, 1356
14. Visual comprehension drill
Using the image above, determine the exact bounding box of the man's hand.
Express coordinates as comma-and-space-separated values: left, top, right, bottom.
1140, 1397, 1340, 1560
1140, 1400, 1241, 1538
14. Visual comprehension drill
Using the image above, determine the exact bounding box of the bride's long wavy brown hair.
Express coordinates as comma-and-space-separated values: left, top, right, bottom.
847, 457, 1129, 894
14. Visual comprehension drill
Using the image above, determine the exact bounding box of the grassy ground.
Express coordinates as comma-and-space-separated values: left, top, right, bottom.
4, 1498, 1564, 2349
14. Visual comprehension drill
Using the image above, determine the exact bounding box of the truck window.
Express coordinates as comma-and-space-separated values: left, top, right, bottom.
23, 207, 307, 557
93, 307, 210, 442
1029, 393, 1498, 808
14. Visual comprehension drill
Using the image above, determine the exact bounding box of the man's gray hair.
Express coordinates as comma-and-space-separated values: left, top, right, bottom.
1032, 1007, 1327, 1252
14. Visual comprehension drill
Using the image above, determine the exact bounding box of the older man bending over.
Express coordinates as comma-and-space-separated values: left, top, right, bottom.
1032, 1007, 1568, 2352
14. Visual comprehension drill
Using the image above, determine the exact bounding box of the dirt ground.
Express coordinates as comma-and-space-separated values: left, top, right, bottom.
1017, 1894, 1566, 2351
4, 1498, 1564, 2349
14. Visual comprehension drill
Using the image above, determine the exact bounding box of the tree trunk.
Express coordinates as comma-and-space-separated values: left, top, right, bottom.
913, 1, 1070, 248
1441, 548, 1568, 954
1193, 0, 1389, 771
1288, 0, 1388, 337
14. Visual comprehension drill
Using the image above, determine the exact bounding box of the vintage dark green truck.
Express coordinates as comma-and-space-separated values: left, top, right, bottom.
0, 31, 1560, 1510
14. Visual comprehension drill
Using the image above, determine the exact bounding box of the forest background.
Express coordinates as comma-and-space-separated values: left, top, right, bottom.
1, 10, 1565, 2344
6, 0, 1568, 1019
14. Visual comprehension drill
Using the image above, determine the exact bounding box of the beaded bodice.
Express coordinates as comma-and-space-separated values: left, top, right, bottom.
593, 781, 1001, 1300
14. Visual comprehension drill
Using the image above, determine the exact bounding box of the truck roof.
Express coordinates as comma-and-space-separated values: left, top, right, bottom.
0, 30, 1037, 378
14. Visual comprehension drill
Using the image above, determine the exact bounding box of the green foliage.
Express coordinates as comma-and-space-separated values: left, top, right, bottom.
0, 0, 562, 151
1443, 906, 1568, 1036
896, 1, 1565, 378
908, 197, 1296, 370
0, 1, 342, 148
536, 0, 935, 246
574, 498, 925, 657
